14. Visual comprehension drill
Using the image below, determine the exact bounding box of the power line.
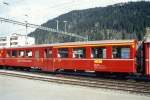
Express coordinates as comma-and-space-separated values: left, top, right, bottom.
0, 17, 87, 41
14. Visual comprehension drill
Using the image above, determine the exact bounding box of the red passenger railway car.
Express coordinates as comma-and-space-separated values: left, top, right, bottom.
144, 39, 150, 76
0, 40, 137, 74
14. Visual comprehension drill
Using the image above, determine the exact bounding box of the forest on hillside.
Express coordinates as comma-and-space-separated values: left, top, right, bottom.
29, 1, 150, 44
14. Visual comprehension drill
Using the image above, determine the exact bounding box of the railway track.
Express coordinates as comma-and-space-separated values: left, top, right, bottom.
0, 69, 150, 96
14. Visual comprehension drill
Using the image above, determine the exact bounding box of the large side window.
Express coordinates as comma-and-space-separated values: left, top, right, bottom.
44, 49, 52, 58
12, 50, 17, 57
6, 50, 11, 57
91, 47, 106, 58
26, 50, 32, 58
73, 48, 86, 58
112, 46, 130, 59
18, 50, 24, 57
58, 48, 68, 58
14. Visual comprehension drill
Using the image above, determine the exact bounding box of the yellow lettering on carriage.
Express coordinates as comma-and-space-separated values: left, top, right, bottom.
94, 60, 102, 64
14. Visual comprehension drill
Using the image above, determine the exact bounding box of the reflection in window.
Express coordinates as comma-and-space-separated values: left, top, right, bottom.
12, 50, 17, 57
91, 47, 106, 58
19, 50, 24, 57
58, 48, 68, 58
44, 49, 52, 58
73, 48, 86, 58
112, 46, 130, 59
26, 50, 32, 58
6, 50, 11, 57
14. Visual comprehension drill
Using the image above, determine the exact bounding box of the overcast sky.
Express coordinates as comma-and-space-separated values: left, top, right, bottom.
0, 0, 145, 36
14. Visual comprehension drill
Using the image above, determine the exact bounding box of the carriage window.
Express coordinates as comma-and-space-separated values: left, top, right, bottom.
44, 49, 52, 58
12, 50, 17, 57
35, 50, 39, 58
18, 50, 24, 57
73, 48, 86, 58
58, 48, 68, 58
112, 46, 130, 59
6, 50, 11, 57
91, 47, 106, 58
26, 50, 32, 58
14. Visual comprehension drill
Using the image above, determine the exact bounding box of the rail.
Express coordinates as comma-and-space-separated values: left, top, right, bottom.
0, 70, 150, 96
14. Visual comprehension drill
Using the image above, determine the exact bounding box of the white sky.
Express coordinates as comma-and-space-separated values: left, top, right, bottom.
0, 0, 145, 36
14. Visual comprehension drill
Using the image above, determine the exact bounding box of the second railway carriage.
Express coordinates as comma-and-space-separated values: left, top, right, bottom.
144, 38, 150, 76
0, 40, 137, 74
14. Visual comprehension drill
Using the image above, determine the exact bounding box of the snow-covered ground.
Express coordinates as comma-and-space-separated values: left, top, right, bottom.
0, 75, 149, 100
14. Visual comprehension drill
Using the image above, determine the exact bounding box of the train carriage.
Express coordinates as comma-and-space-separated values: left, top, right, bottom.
144, 38, 150, 76
53, 40, 137, 73
0, 39, 137, 74
1, 45, 54, 71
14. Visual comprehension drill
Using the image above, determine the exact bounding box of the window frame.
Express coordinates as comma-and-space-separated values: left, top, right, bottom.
73, 48, 86, 59
91, 47, 107, 59
112, 46, 130, 59
11, 50, 17, 57
18, 50, 25, 58
44, 48, 53, 58
6, 50, 11, 57
58, 48, 69, 58
25, 49, 33, 58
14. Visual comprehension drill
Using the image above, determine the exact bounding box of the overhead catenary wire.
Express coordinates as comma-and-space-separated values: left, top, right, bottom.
0, 17, 88, 41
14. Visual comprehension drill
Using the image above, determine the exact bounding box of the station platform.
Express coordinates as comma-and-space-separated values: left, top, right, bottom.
0, 75, 149, 100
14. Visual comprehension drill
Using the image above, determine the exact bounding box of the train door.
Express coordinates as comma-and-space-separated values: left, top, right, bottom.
34, 48, 40, 68
43, 48, 54, 71
57, 48, 72, 70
